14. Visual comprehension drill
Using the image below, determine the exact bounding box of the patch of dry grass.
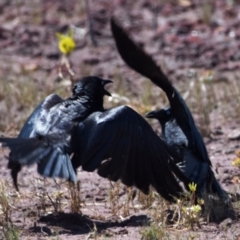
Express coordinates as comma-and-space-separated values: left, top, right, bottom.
0, 181, 19, 240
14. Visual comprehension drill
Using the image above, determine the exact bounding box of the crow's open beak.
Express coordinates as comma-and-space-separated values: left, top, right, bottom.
104, 89, 111, 96
145, 110, 157, 119
102, 79, 113, 96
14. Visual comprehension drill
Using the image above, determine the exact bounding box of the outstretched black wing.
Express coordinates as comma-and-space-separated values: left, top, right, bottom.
1, 94, 76, 190
1, 137, 76, 178
72, 105, 190, 202
18, 94, 63, 138
111, 18, 211, 166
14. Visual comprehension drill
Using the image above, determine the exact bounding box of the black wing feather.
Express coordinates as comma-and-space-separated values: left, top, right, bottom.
1, 137, 76, 182
72, 106, 190, 202
111, 18, 211, 165
18, 94, 63, 138
3, 94, 69, 190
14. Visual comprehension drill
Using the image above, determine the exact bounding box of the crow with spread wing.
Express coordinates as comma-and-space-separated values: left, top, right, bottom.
0, 76, 112, 190
0, 76, 189, 202
111, 18, 228, 202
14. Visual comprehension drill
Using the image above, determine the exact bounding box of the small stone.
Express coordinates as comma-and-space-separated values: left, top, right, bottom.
228, 130, 240, 140
219, 218, 232, 231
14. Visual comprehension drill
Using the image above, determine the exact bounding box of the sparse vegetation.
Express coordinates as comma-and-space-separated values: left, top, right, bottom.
68, 181, 82, 214
0, 181, 19, 240
0, 0, 240, 239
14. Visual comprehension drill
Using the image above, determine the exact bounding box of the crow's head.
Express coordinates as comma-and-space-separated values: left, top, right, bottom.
72, 76, 112, 110
146, 107, 173, 123
73, 76, 112, 97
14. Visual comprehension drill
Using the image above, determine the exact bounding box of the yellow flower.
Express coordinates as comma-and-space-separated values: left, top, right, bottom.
192, 205, 201, 213
232, 158, 240, 168
56, 30, 76, 55
197, 198, 204, 205
188, 182, 197, 193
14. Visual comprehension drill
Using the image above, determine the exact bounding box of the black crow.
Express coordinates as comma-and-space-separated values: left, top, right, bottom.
0, 76, 112, 190
111, 18, 228, 201
0, 76, 189, 202
145, 108, 224, 198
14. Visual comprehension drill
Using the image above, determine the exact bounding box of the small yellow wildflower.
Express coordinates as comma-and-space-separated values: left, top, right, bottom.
182, 205, 201, 219
56, 30, 76, 55
192, 205, 201, 213
188, 182, 197, 192
197, 198, 204, 205
232, 158, 240, 168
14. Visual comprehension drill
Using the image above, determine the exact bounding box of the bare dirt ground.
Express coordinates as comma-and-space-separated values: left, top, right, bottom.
0, 0, 240, 239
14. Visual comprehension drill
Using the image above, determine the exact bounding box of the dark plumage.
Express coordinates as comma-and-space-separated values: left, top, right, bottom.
0, 76, 112, 190
70, 105, 190, 201
111, 18, 228, 201
0, 76, 189, 202
146, 108, 224, 199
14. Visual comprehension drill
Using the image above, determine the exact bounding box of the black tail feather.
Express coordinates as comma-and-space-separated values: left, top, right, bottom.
111, 18, 173, 94
0, 137, 77, 190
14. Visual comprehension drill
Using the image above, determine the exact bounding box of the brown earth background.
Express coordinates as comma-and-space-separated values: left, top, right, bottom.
0, 0, 240, 239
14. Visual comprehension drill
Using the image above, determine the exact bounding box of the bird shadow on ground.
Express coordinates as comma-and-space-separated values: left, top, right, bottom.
29, 212, 150, 236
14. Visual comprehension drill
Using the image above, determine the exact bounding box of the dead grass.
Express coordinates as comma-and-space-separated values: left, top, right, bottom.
0, 181, 19, 240
68, 181, 82, 214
